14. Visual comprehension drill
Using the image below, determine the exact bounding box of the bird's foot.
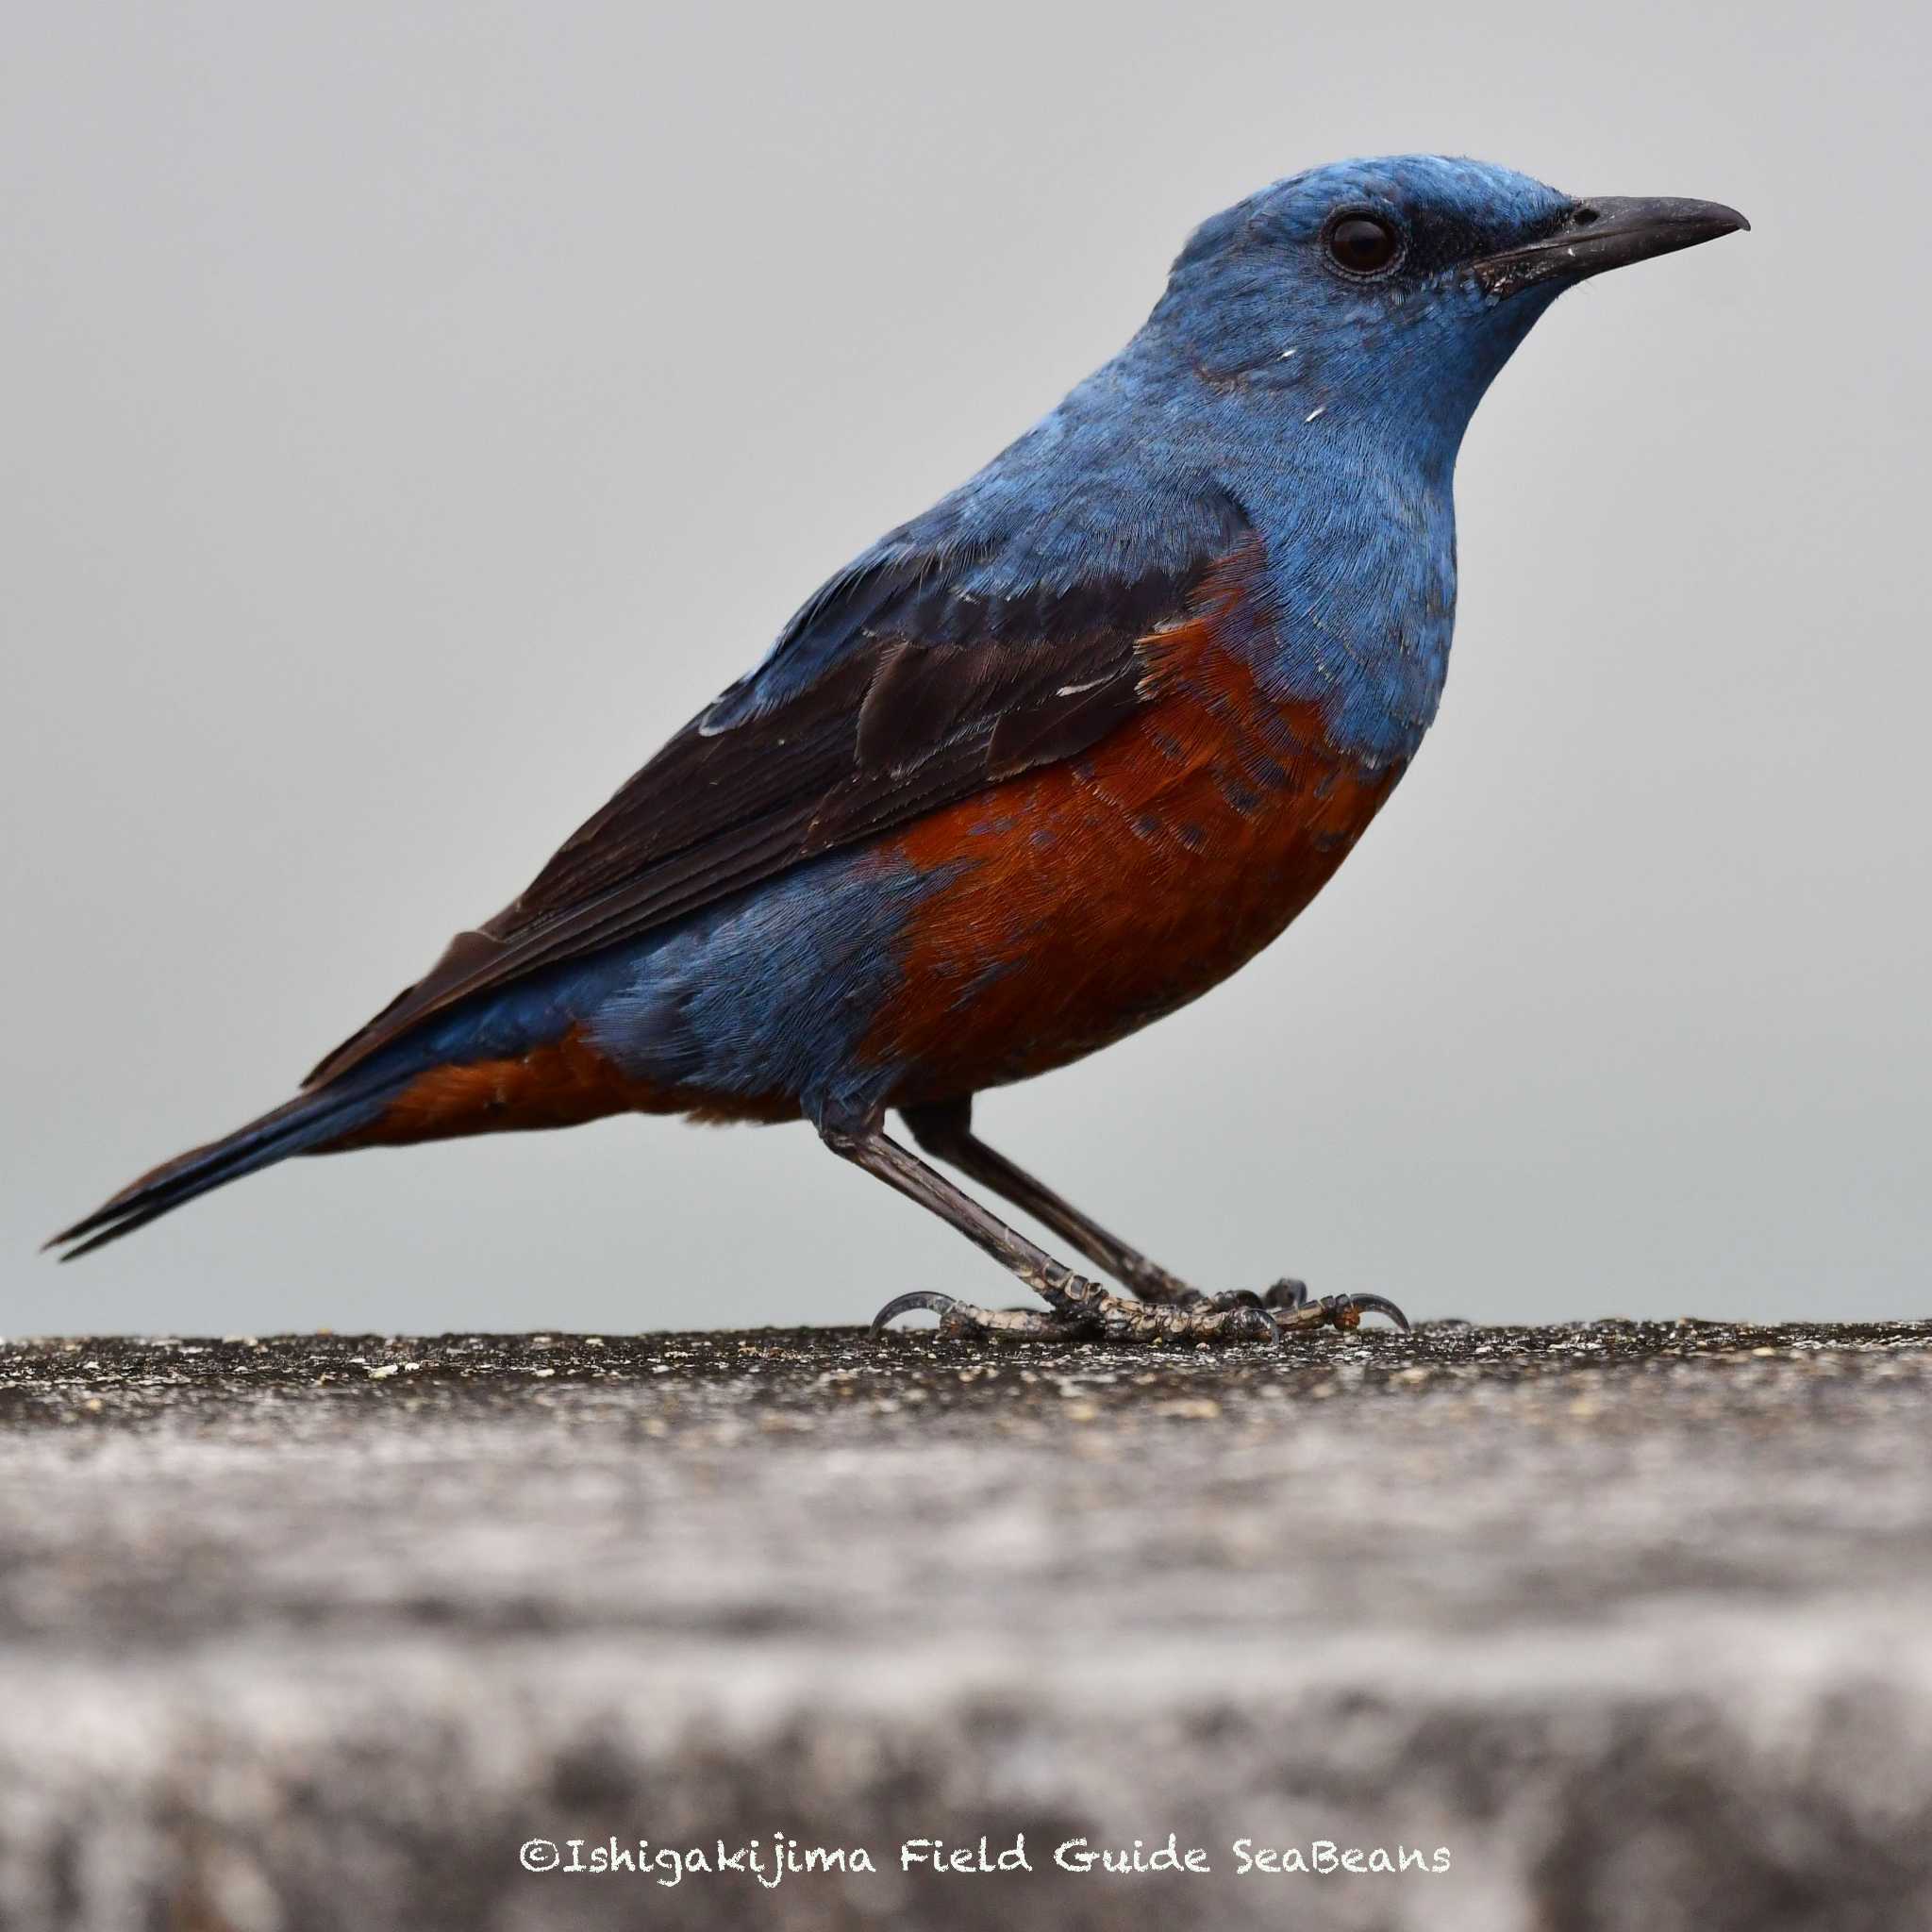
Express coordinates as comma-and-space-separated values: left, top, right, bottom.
872, 1277, 1274, 1344
868, 1291, 1092, 1341
1147, 1276, 1413, 1336
871, 1276, 1405, 1344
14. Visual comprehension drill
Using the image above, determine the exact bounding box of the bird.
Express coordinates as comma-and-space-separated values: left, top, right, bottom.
50, 156, 1747, 1345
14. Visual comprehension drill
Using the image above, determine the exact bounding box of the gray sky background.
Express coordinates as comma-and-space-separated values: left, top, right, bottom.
5, 0, 1925, 1338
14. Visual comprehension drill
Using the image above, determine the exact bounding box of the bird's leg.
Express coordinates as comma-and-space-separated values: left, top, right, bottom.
897, 1097, 1411, 1336
899, 1097, 1200, 1305
819, 1114, 1278, 1344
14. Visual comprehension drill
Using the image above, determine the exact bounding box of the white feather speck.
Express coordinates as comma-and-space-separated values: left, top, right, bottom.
1305, 406, 1326, 424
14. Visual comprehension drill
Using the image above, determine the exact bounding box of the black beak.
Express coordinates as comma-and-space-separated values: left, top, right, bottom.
1474, 196, 1750, 300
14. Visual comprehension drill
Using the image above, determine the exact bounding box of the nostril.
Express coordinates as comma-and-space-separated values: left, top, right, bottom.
1572, 206, 1601, 226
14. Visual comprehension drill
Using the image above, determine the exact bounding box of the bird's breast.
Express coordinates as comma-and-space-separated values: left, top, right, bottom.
862, 564, 1407, 1103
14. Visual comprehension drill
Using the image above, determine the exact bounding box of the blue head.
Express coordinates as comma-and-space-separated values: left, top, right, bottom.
1144, 154, 1746, 473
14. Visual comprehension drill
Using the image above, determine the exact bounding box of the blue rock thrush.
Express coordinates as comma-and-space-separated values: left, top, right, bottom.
52, 156, 1748, 1345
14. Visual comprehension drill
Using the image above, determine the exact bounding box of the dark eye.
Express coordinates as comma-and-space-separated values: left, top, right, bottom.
1325, 213, 1402, 275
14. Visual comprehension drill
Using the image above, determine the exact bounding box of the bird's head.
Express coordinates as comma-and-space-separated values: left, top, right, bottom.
1148, 154, 1747, 465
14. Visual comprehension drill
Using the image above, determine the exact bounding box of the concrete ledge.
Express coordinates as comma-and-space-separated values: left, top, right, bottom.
3, 1320, 1929, 1930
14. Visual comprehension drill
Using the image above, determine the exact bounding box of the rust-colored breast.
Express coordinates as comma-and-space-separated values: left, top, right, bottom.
864, 593, 1405, 1107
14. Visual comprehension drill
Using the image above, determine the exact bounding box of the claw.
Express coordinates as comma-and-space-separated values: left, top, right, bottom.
871, 1290, 959, 1335
1342, 1291, 1411, 1333
1262, 1279, 1311, 1311
1272, 1290, 1412, 1336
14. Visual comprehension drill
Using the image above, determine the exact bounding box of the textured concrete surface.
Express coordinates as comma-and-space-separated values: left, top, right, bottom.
2, 1318, 1929, 1931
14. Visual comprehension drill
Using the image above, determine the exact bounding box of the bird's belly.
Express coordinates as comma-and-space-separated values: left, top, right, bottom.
862, 665, 1405, 1106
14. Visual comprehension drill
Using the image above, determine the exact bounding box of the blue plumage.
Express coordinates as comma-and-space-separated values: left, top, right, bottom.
716, 157, 1574, 765
578, 854, 948, 1123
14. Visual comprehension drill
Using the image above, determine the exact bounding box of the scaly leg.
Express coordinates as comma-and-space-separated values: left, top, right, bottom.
821, 1114, 1278, 1343
898, 1097, 1408, 1332
901, 1097, 1198, 1304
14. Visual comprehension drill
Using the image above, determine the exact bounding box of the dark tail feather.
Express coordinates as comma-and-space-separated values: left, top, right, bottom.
46, 1078, 399, 1261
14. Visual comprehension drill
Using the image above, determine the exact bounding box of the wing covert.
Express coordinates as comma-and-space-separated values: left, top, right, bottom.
305, 510, 1254, 1089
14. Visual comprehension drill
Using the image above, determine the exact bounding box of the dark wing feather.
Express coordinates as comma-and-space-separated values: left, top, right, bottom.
304, 530, 1246, 1088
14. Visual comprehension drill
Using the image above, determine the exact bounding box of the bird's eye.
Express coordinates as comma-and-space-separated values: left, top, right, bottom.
1325, 213, 1402, 275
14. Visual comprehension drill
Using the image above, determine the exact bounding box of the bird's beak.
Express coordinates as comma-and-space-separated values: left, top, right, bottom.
1474, 196, 1750, 300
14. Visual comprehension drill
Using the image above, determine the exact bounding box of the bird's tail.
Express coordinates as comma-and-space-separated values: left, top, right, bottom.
44, 1074, 403, 1261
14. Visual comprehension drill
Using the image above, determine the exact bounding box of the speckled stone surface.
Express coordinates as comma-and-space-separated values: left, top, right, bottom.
2, 1319, 1929, 1931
